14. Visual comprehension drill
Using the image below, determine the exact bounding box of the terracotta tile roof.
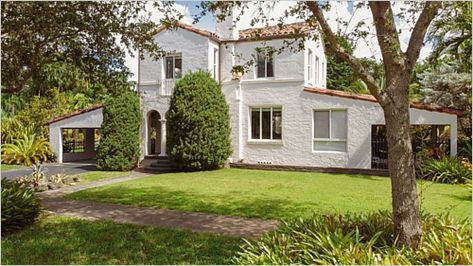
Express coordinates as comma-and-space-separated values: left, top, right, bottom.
155, 21, 313, 42
238, 22, 313, 41
303, 87, 464, 116
46, 104, 103, 125
155, 21, 221, 43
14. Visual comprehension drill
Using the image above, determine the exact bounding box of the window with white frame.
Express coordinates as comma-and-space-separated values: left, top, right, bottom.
307, 49, 313, 83
165, 54, 182, 79
315, 56, 320, 85
256, 49, 274, 78
212, 48, 218, 80
322, 61, 325, 86
313, 109, 347, 152
250, 107, 282, 140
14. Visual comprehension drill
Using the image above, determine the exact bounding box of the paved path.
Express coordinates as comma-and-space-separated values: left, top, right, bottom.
39, 170, 279, 238
41, 198, 279, 239
2, 161, 97, 179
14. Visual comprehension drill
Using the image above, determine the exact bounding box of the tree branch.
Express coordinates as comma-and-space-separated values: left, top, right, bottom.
406, 1, 442, 70
368, 2, 403, 79
306, 1, 384, 103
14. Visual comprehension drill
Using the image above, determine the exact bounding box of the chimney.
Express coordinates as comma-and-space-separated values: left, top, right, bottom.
215, 7, 238, 41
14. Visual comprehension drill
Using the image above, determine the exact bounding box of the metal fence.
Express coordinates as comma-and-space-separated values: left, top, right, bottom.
371, 138, 388, 169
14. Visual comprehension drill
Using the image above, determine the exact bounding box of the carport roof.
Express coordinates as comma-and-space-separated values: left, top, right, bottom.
303, 87, 464, 116
46, 105, 103, 125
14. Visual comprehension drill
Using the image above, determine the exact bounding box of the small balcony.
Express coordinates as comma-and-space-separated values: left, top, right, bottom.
159, 79, 178, 97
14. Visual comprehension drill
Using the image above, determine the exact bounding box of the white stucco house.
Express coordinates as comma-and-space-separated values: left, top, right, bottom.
48, 13, 462, 171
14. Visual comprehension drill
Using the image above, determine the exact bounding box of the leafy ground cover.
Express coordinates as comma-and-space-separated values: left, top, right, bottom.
1, 214, 242, 265
66, 168, 471, 220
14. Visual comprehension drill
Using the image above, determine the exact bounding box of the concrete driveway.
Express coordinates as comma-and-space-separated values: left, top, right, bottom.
1, 161, 97, 180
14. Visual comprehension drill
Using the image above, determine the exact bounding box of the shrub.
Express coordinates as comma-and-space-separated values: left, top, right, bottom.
1, 178, 42, 235
96, 90, 141, 171
167, 71, 232, 170
458, 139, 472, 162
419, 156, 472, 184
1, 133, 52, 166
234, 212, 471, 265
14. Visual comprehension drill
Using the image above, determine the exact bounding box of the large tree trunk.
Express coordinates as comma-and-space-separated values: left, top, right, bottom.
304, 0, 441, 248
383, 74, 422, 247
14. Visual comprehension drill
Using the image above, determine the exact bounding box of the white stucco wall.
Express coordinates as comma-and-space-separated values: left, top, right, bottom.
222, 82, 458, 169
228, 39, 305, 81
304, 36, 327, 88
140, 28, 211, 83
49, 108, 103, 163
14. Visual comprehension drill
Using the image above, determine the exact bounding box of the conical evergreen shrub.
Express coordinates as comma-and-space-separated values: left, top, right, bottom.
96, 89, 141, 171
167, 70, 232, 170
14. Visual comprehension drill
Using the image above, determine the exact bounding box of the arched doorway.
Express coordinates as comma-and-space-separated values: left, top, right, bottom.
147, 110, 161, 155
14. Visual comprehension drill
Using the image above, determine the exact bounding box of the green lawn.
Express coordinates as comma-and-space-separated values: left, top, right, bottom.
1, 215, 242, 265
1, 164, 24, 171
75, 171, 130, 184
66, 168, 472, 220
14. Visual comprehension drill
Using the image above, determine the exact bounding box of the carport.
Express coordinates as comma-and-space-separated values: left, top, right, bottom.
47, 105, 103, 163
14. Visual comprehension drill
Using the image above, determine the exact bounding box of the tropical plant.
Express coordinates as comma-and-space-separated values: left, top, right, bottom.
419, 156, 472, 184
167, 71, 232, 171
1, 133, 52, 166
30, 162, 47, 185
1, 178, 42, 235
96, 88, 141, 171
234, 212, 471, 265
1, 116, 36, 145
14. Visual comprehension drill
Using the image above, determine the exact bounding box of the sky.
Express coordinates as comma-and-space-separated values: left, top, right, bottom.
124, 1, 433, 82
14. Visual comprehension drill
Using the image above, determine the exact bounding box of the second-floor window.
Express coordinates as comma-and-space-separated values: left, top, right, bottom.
256, 49, 274, 78
308, 49, 313, 83
315, 56, 320, 85
212, 48, 218, 80
165, 55, 182, 79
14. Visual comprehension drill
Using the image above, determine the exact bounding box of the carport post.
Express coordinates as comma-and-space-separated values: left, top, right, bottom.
49, 125, 63, 163
450, 121, 457, 156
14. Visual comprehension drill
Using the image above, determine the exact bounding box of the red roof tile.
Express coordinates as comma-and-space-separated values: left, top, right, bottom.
155, 21, 313, 42
155, 21, 221, 43
46, 105, 103, 125
238, 22, 313, 41
303, 87, 464, 116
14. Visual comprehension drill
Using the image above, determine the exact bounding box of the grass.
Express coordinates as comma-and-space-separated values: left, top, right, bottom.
75, 171, 130, 184
1, 214, 243, 265
1, 164, 24, 171
66, 168, 472, 220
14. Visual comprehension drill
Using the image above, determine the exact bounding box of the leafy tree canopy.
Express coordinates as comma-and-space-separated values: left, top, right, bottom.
1, 1, 164, 95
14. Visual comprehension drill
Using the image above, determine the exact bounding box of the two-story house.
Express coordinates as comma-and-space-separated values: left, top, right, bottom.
48, 10, 461, 170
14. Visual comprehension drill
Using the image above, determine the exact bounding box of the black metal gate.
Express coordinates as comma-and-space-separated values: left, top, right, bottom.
371, 138, 388, 169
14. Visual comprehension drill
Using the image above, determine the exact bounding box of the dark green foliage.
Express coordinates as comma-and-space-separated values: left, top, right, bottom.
167, 71, 232, 171
325, 35, 358, 91
96, 89, 141, 171
234, 212, 472, 265
1, 2, 163, 95
419, 156, 472, 184
1, 178, 42, 235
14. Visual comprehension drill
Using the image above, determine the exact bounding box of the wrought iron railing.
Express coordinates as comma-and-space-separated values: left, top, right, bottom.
159, 79, 177, 96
